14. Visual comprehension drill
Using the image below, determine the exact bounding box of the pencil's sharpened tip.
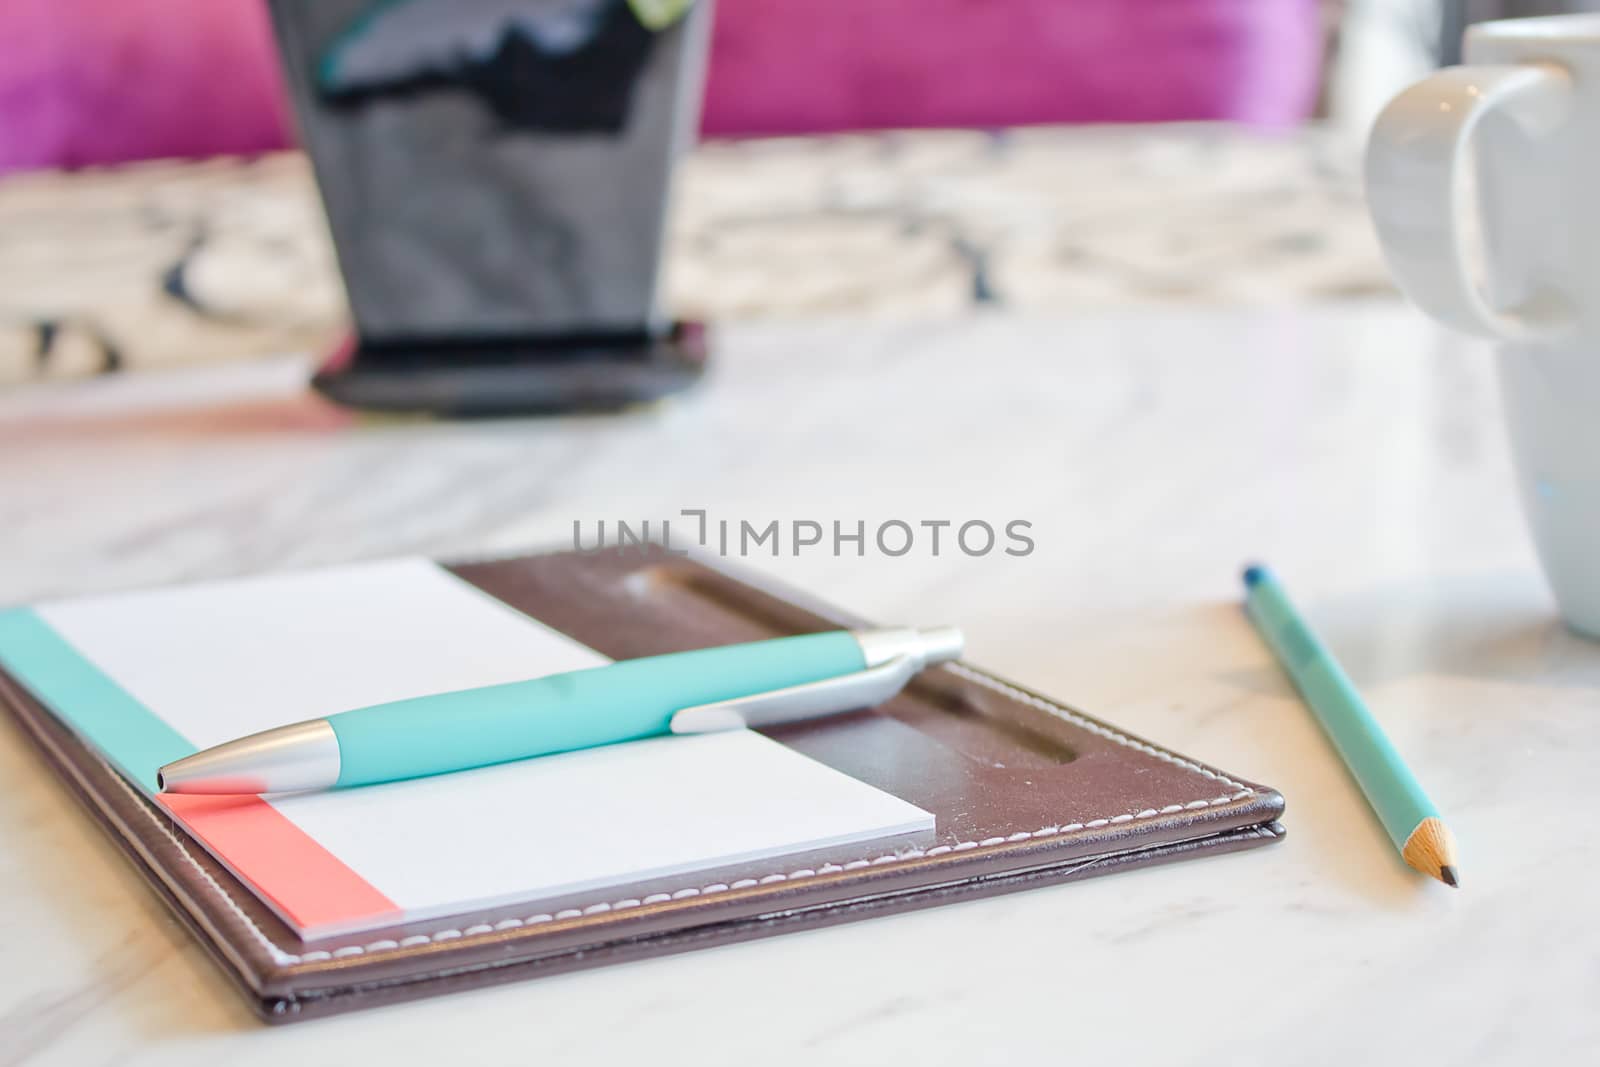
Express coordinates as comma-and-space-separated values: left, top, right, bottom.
1402, 817, 1459, 888
1242, 563, 1268, 588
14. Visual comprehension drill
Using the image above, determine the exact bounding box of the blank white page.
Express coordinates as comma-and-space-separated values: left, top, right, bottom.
32, 559, 934, 938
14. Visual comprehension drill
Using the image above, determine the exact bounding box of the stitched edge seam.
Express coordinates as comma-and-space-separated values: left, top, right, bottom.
944, 663, 1253, 793
109, 769, 302, 966
103, 662, 1258, 965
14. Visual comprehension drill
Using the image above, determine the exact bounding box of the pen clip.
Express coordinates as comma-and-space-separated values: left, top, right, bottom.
668, 655, 920, 734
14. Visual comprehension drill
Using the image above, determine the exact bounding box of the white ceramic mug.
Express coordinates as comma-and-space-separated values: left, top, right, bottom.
1367, 15, 1600, 636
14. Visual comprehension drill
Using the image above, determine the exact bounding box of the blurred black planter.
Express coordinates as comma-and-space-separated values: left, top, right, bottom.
266, 0, 711, 415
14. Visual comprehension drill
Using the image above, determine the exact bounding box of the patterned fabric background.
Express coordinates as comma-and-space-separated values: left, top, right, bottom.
0, 124, 1394, 386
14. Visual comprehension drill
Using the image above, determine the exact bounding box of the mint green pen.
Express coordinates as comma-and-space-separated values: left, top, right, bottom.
156, 627, 963, 795
1243, 565, 1459, 887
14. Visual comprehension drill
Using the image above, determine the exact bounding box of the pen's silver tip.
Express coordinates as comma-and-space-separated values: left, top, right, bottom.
156, 719, 342, 795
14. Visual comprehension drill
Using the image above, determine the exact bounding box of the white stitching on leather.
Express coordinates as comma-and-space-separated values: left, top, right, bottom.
102, 660, 1260, 966
107, 768, 302, 966
944, 663, 1253, 793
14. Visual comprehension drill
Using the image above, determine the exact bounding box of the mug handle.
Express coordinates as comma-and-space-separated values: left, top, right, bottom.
1365, 64, 1575, 342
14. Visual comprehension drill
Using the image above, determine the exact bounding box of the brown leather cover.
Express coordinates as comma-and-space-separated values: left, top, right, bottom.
0, 547, 1284, 1023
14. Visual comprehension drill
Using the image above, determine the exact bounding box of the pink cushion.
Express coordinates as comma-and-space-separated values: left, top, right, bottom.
702, 0, 1325, 134
0, 0, 1323, 174
0, 0, 289, 173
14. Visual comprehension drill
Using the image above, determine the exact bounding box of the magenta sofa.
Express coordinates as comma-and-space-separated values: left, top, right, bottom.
1, 0, 289, 174
0, 0, 1324, 174
701, 0, 1325, 134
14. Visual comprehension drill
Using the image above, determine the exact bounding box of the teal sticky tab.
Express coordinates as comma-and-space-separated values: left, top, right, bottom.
0, 608, 194, 791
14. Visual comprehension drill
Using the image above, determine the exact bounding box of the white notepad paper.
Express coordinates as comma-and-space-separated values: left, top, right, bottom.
22, 559, 934, 938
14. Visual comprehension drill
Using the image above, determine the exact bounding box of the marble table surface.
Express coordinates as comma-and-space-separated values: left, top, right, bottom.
2, 305, 1596, 1065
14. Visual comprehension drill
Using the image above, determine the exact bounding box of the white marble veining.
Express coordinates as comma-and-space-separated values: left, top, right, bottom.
2, 305, 1597, 1064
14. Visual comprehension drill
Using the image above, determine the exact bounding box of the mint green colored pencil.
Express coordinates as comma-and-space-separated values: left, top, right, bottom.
1243, 565, 1459, 887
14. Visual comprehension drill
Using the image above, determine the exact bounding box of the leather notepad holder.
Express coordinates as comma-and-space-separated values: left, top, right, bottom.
0, 547, 1284, 1022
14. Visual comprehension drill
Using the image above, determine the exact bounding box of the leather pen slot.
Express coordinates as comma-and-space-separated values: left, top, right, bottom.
889, 675, 1077, 771
619, 559, 1077, 771
620, 562, 834, 641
